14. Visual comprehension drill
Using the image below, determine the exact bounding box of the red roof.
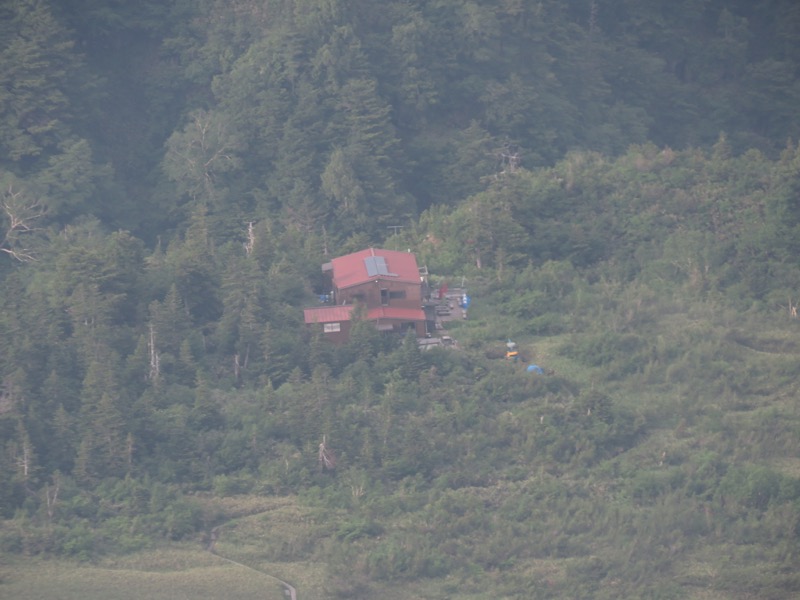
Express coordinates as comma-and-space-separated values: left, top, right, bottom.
331, 248, 421, 289
304, 305, 425, 324
304, 305, 355, 324
366, 307, 426, 321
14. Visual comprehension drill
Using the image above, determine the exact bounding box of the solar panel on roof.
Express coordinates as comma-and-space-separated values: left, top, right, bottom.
365, 255, 395, 276
364, 256, 378, 276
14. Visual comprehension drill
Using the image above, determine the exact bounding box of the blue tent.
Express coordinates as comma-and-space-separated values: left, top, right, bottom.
526, 364, 544, 374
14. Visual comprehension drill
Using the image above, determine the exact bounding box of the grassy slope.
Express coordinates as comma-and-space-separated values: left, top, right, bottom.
3, 306, 798, 599
282, 307, 794, 598
1, 550, 286, 600
387, 304, 800, 599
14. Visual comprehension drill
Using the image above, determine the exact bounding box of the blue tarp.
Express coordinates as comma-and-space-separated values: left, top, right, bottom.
527, 364, 544, 374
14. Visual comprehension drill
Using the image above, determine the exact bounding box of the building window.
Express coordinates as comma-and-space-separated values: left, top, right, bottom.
381, 288, 389, 305
389, 290, 406, 299
323, 322, 341, 333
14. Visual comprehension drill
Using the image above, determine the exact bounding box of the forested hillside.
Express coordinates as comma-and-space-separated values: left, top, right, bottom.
2, 1, 800, 598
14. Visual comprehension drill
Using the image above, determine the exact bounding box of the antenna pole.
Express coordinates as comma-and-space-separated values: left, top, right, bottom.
387, 225, 403, 250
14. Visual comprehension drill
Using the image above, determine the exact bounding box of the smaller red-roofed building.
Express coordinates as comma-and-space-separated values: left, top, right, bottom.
304, 248, 429, 343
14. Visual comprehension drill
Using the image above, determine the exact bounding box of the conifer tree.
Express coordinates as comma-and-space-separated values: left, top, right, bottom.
398, 329, 425, 382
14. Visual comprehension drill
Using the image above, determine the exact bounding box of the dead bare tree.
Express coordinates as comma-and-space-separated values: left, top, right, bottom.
318, 435, 336, 471
148, 323, 160, 382
777, 296, 798, 319
233, 352, 241, 382
494, 140, 521, 176
163, 109, 241, 204
1, 183, 46, 261
43, 472, 61, 523
244, 221, 255, 256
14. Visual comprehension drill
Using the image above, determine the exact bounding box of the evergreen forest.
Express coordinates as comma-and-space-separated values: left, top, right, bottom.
2, 0, 800, 598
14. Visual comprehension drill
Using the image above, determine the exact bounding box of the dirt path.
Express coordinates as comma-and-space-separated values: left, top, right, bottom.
207, 527, 296, 600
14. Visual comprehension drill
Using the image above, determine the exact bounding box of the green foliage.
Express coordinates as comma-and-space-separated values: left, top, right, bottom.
4, 2, 800, 598
0, 0, 83, 165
